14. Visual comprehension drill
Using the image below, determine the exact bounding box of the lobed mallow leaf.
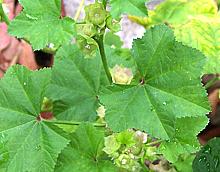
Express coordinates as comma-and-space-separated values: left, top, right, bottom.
55, 123, 117, 172
0, 66, 69, 172
47, 45, 109, 122
100, 25, 210, 140
8, 0, 75, 50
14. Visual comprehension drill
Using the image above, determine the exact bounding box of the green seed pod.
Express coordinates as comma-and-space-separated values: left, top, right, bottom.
76, 34, 98, 57
76, 24, 97, 37
103, 135, 121, 155
129, 144, 143, 155
110, 65, 133, 85
115, 154, 142, 172
84, 2, 107, 26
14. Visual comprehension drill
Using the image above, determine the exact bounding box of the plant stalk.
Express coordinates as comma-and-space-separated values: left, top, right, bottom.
95, 35, 112, 83
44, 120, 106, 127
74, 0, 85, 21
102, 0, 107, 9
146, 140, 162, 146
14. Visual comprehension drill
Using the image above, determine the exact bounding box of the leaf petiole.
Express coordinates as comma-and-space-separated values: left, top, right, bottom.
146, 140, 163, 146
102, 0, 107, 9
43, 119, 106, 127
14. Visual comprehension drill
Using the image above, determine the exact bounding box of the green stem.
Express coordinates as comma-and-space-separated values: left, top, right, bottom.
44, 120, 106, 127
146, 140, 162, 146
74, 0, 85, 21
102, 0, 107, 9
0, 4, 10, 25
95, 35, 112, 83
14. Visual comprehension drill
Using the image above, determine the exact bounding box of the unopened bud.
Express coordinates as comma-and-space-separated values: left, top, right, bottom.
85, 2, 107, 26
97, 105, 105, 118
111, 65, 133, 85
135, 131, 148, 143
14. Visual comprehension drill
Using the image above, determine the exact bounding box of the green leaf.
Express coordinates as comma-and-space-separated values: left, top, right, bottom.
105, 45, 136, 73
47, 44, 108, 122
136, 0, 220, 73
174, 154, 195, 172
193, 137, 220, 172
116, 130, 135, 146
104, 32, 123, 48
55, 123, 117, 172
146, 0, 217, 26
110, 0, 147, 19
100, 25, 210, 139
0, 66, 69, 172
174, 16, 220, 73
8, 0, 75, 50
159, 116, 208, 163
103, 135, 121, 155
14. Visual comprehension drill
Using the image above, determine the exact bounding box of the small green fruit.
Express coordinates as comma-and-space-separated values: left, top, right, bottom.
76, 24, 97, 37
110, 65, 133, 85
76, 34, 98, 57
85, 2, 107, 26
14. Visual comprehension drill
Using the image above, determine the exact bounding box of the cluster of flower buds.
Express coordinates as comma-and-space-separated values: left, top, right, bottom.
102, 129, 161, 171
76, 1, 120, 57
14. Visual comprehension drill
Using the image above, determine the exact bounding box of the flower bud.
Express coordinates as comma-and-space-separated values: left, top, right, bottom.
84, 2, 107, 26
103, 135, 121, 155
41, 97, 53, 112
135, 131, 148, 143
96, 105, 105, 118
116, 154, 131, 166
76, 34, 98, 57
111, 65, 133, 85
76, 24, 97, 37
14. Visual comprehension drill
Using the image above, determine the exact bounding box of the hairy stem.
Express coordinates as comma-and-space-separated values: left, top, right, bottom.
44, 120, 106, 127
95, 35, 112, 83
102, 0, 107, 9
74, 0, 85, 21
146, 140, 162, 146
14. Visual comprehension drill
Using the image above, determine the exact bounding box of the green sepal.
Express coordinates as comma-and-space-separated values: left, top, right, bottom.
76, 34, 98, 57
106, 16, 121, 33
76, 23, 97, 37
84, 2, 108, 26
